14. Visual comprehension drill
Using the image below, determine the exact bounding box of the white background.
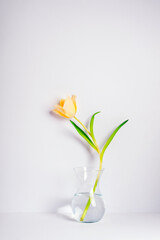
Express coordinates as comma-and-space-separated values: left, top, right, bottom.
0, 0, 160, 215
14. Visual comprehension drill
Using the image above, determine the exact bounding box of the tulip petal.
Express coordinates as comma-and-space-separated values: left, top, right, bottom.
53, 109, 70, 118
71, 95, 77, 112
63, 97, 76, 117
54, 104, 65, 113
53, 105, 70, 118
60, 99, 65, 107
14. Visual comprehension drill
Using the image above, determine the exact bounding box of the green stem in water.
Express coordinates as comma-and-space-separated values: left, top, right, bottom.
80, 155, 103, 222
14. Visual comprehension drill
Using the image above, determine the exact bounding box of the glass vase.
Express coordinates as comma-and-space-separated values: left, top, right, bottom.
72, 167, 105, 223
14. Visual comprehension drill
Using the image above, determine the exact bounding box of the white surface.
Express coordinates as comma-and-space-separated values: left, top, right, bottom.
0, 213, 160, 240
0, 0, 160, 213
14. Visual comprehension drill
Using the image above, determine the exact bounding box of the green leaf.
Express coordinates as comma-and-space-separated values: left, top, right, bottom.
100, 120, 129, 160
90, 111, 100, 141
70, 120, 97, 150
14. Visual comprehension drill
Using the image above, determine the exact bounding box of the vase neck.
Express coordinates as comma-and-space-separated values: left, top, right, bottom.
74, 167, 104, 194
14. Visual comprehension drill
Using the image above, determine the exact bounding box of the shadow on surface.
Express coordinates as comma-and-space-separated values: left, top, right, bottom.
53, 198, 76, 222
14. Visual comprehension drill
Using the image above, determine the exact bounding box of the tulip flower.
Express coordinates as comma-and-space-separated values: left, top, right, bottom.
53, 95, 77, 118
52, 95, 128, 222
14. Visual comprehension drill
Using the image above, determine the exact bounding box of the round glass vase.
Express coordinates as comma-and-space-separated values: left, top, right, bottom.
72, 167, 105, 223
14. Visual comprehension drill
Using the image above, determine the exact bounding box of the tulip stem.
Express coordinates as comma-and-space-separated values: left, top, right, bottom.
73, 116, 100, 154
73, 115, 103, 222
73, 116, 91, 135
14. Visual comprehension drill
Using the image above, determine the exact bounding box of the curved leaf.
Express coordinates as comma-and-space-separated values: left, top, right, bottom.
100, 120, 129, 160
90, 111, 100, 141
70, 120, 97, 150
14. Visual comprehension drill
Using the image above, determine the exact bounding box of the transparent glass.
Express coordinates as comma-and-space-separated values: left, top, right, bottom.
72, 167, 105, 223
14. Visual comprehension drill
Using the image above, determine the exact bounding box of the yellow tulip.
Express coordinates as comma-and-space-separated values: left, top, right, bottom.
53, 95, 77, 118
